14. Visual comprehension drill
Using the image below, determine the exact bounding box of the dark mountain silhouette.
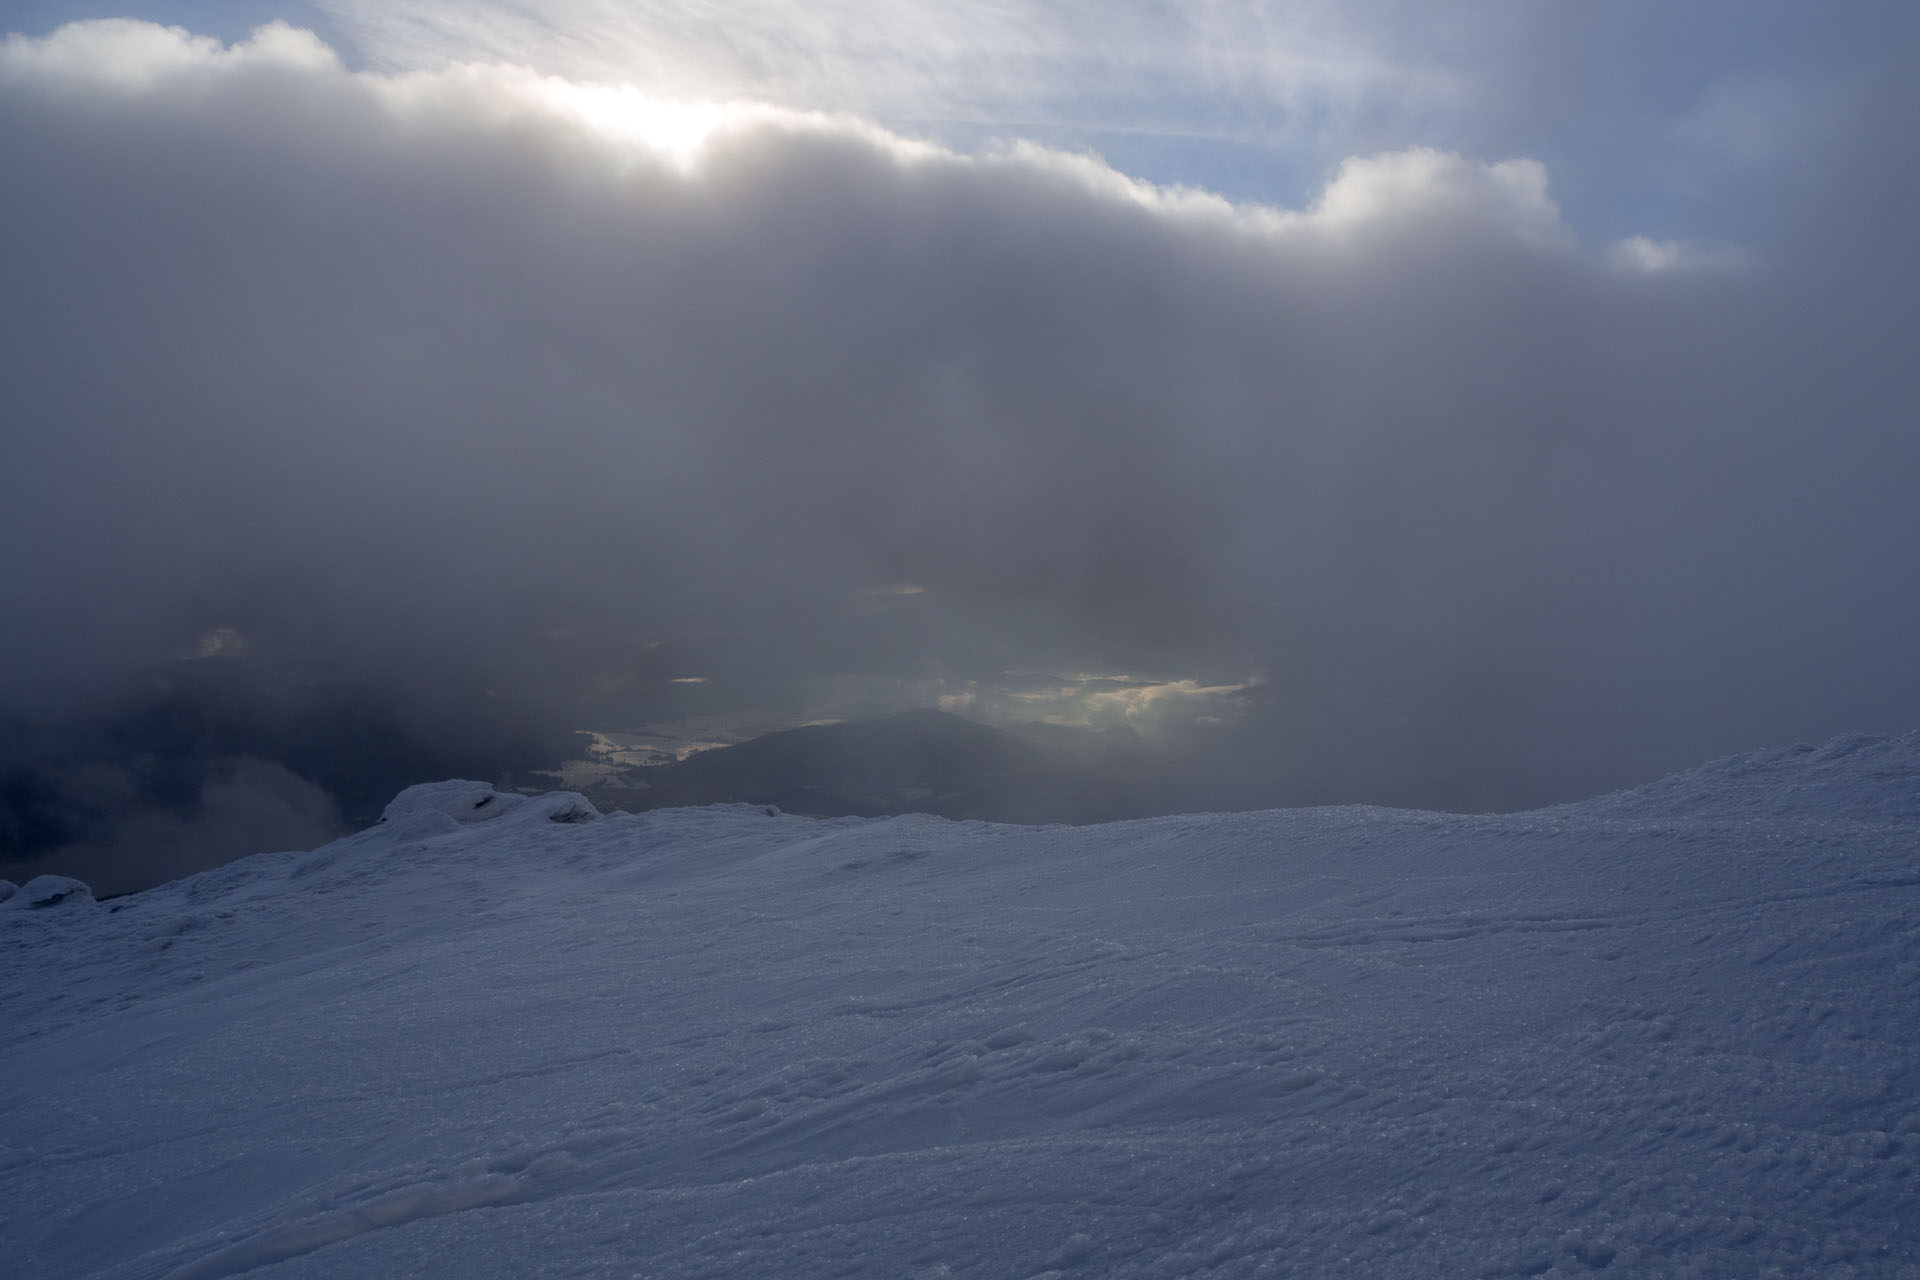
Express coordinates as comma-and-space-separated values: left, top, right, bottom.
586, 709, 1207, 824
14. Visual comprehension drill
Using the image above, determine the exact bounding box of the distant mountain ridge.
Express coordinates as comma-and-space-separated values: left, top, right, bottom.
584, 708, 1195, 824
587, 717, 1920, 830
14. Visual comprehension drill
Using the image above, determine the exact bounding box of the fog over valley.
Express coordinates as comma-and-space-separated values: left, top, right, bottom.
3, 8, 1918, 890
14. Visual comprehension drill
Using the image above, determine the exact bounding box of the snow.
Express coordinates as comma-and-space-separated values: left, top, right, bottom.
375, 779, 602, 830
3, 874, 94, 911
4, 734, 1919, 1278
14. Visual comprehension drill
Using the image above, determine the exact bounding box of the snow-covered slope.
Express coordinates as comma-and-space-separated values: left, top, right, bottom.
4, 739, 1918, 1278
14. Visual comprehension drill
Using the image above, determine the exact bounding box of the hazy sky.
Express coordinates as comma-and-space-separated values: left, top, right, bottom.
3, 4, 1918, 887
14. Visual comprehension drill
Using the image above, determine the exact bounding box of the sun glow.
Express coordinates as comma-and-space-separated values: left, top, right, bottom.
540, 82, 731, 169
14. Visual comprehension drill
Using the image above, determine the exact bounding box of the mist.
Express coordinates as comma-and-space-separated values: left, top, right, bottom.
4, 19, 1918, 888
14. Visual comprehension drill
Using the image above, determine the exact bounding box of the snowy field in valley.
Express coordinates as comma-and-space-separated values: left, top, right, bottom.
4, 734, 1919, 1279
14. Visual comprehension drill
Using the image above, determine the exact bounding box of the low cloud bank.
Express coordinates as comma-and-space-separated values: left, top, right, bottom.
3, 21, 1918, 885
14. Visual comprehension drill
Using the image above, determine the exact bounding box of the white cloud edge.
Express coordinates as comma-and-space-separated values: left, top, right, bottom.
0, 18, 1737, 272
1606, 235, 1751, 276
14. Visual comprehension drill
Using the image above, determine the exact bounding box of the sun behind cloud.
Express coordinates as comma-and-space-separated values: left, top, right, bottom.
536, 80, 732, 170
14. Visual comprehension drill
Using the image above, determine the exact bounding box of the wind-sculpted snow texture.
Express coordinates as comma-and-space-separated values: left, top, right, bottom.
4, 736, 1919, 1278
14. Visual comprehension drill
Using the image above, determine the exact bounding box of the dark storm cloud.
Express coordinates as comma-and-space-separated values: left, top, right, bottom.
2, 20, 1917, 886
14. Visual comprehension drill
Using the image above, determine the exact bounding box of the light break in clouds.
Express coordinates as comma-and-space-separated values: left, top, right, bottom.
2, 16, 1918, 887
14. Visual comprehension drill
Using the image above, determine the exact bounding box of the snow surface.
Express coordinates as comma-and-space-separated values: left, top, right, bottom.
4, 874, 94, 911
4, 734, 1919, 1279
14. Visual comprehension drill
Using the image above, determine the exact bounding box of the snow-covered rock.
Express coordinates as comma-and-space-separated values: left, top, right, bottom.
0, 879, 15, 904
518, 790, 599, 824
379, 780, 599, 829
2, 874, 93, 910
379, 779, 528, 825
2, 734, 1917, 1279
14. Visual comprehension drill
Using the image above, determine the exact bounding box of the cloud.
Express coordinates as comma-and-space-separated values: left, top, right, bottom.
2, 17, 1919, 889
293, 0, 1918, 241
313, 0, 1450, 153
1606, 236, 1748, 276
0, 756, 345, 897
1306, 149, 1567, 247
0, 16, 339, 88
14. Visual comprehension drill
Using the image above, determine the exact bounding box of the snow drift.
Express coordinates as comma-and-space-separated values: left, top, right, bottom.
4, 734, 1918, 1277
